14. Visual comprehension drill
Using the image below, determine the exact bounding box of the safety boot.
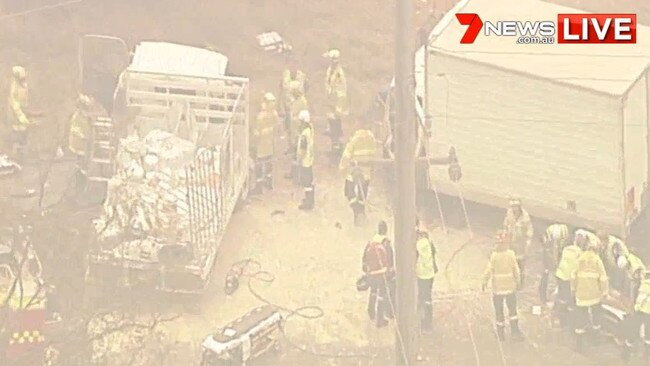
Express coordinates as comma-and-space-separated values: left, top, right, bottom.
510, 320, 524, 342
298, 186, 314, 210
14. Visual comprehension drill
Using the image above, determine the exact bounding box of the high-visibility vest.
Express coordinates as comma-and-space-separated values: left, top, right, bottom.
503, 209, 533, 258
7, 80, 30, 130
325, 65, 348, 116
626, 253, 646, 280
339, 129, 377, 180
483, 248, 520, 295
253, 102, 278, 159
68, 109, 92, 156
416, 237, 436, 280
555, 244, 582, 281
635, 279, 650, 314
572, 250, 608, 307
282, 70, 307, 96
289, 95, 308, 140
296, 123, 314, 167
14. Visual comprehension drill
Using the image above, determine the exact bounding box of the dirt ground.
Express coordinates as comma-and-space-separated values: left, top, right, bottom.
2, 0, 650, 365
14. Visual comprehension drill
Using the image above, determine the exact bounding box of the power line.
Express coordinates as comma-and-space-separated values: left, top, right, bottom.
0, 0, 84, 21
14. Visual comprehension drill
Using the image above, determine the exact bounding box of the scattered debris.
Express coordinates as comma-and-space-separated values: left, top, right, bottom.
0, 154, 21, 176
256, 31, 292, 53
335, 222, 342, 229
271, 210, 285, 216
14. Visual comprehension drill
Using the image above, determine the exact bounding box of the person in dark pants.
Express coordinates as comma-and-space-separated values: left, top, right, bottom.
572, 240, 608, 352
482, 231, 523, 341
554, 238, 582, 328
376, 221, 395, 319
622, 271, 650, 362
416, 219, 437, 332
539, 223, 569, 303
362, 233, 390, 328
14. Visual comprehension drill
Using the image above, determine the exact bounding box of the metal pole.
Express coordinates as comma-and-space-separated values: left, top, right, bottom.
395, 0, 418, 364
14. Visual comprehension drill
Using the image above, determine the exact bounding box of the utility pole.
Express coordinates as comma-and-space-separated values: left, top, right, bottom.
394, 0, 418, 364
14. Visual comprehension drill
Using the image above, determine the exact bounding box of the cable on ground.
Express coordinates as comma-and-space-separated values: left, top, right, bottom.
226, 259, 382, 360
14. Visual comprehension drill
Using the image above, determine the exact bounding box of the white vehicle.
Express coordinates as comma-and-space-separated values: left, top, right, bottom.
410, 0, 650, 237
81, 36, 250, 293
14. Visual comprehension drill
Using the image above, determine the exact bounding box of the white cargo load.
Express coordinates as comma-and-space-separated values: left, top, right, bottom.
422, 0, 650, 236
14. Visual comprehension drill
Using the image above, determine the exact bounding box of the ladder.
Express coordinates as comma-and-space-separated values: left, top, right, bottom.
86, 116, 116, 182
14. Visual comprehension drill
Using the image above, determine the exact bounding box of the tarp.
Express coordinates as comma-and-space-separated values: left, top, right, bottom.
128, 41, 229, 78
427, 0, 650, 96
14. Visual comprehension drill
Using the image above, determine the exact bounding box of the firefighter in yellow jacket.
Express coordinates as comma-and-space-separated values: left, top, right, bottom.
68, 94, 93, 158
571, 240, 608, 352
287, 82, 309, 150
296, 110, 314, 210
482, 231, 523, 341
251, 93, 279, 193
503, 198, 534, 285
622, 270, 650, 361
339, 129, 377, 225
323, 49, 348, 156
6, 66, 35, 157
554, 236, 583, 328
280, 61, 308, 116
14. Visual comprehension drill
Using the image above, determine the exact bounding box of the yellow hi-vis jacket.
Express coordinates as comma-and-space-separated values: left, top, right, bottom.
571, 250, 608, 307
503, 209, 533, 259
288, 95, 308, 141
282, 70, 307, 97
252, 102, 278, 159
635, 279, 650, 314
296, 122, 314, 168
68, 108, 92, 156
339, 129, 377, 180
555, 244, 582, 281
626, 253, 646, 280
416, 236, 435, 280
7, 80, 30, 130
325, 64, 348, 116
482, 247, 521, 295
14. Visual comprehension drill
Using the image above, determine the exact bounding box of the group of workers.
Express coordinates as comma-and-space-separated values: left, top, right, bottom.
483, 198, 650, 362
250, 49, 378, 219
3, 64, 95, 168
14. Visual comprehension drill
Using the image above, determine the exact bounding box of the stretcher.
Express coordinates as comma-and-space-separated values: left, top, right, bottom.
200, 305, 283, 365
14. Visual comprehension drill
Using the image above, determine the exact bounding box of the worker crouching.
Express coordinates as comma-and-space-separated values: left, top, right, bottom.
571, 240, 608, 352
296, 110, 314, 210
339, 129, 377, 225
251, 92, 279, 194
482, 231, 524, 341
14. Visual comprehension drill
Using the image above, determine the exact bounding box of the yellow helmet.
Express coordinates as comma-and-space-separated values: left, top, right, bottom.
263, 92, 276, 102
323, 48, 341, 60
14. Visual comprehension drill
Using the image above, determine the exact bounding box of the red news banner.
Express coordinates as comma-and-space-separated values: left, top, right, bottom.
557, 14, 636, 43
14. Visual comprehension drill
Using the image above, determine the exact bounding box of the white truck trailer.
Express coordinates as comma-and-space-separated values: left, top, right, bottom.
81, 38, 250, 293
416, 0, 650, 237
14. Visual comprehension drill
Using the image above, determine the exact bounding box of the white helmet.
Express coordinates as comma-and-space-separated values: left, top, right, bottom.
78, 94, 92, 107
323, 48, 340, 60
298, 110, 310, 123
12, 66, 26, 80
617, 255, 629, 270
263, 92, 276, 102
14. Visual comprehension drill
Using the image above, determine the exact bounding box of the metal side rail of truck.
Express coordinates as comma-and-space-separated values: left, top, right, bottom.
81, 37, 250, 294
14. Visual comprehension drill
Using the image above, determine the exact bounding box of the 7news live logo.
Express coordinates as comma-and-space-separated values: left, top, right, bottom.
456, 13, 637, 44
